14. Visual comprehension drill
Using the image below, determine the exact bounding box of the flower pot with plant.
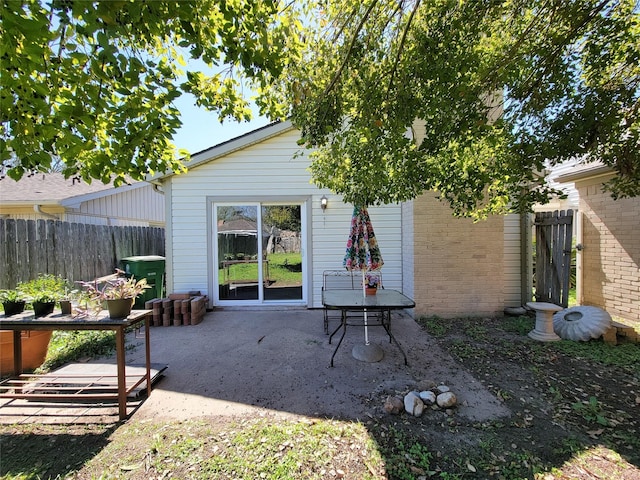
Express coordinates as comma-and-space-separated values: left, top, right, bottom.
0, 274, 69, 374
31, 295, 58, 317
19, 274, 68, 317
0, 289, 27, 316
57, 286, 79, 315
364, 272, 381, 295
79, 269, 151, 319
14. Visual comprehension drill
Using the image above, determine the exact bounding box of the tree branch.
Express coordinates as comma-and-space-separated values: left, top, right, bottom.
322, 0, 380, 96
519, 0, 612, 103
385, 0, 421, 102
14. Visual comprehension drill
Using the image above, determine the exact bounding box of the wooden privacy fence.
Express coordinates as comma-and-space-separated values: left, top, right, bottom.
0, 219, 165, 289
534, 210, 574, 307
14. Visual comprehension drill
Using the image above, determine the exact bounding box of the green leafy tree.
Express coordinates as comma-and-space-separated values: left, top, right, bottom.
4, 0, 637, 219
263, 205, 301, 232
1, 0, 305, 185
282, 0, 639, 218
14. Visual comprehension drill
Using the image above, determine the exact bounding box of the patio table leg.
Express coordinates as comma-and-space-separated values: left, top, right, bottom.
330, 310, 348, 367
380, 311, 408, 365
144, 315, 151, 398
116, 326, 127, 421
328, 314, 344, 344
13, 330, 23, 393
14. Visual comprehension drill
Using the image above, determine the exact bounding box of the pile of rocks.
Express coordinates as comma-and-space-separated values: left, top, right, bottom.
384, 381, 458, 417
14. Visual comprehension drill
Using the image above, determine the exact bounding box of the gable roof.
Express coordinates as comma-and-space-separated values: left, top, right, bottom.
218, 218, 259, 235
0, 172, 146, 206
149, 120, 295, 182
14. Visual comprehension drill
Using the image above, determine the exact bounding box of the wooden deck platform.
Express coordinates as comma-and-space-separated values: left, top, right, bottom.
0, 362, 166, 424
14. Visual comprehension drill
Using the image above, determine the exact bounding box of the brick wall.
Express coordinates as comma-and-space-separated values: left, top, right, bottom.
412, 193, 505, 317
577, 176, 639, 322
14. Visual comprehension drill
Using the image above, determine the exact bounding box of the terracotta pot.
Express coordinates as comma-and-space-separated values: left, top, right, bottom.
33, 301, 55, 317
107, 298, 134, 319
0, 330, 53, 375
2, 301, 26, 316
365, 287, 378, 296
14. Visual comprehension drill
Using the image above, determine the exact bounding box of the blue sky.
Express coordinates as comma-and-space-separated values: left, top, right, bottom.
171, 92, 271, 155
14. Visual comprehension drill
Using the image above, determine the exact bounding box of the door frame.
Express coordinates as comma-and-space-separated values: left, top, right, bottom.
207, 195, 311, 307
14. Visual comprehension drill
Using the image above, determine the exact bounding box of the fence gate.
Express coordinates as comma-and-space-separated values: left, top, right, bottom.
534, 210, 574, 307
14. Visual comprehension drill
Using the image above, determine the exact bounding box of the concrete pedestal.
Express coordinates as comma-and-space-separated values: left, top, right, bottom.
526, 302, 563, 341
352, 343, 384, 363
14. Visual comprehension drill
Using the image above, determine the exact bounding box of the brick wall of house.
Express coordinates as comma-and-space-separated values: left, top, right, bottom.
412, 193, 505, 317
577, 176, 639, 322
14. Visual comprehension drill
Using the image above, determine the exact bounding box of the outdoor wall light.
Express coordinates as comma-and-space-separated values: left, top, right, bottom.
320, 195, 328, 211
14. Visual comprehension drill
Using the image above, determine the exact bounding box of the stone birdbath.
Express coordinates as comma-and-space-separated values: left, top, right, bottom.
526, 302, 563, 342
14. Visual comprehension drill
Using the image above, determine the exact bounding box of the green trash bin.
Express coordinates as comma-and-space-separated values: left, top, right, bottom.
119, 255, 165, 308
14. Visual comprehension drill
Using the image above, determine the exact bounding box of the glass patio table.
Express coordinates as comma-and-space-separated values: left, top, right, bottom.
322, 289, 415, 367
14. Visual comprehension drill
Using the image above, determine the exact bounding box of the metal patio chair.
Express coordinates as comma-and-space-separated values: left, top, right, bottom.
321, 269, 384, 334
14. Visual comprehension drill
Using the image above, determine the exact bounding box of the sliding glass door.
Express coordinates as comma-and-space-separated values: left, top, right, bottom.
215, 202, 304, 304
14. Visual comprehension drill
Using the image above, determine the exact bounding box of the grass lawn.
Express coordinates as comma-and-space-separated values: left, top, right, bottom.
219, 252, 302, 286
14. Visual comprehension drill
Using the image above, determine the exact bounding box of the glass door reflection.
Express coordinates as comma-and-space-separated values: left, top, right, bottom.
262, 205, 302, 301
217, 205, 261, 300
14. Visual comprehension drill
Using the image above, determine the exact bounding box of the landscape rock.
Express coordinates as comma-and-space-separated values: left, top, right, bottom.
419, 390, 436, 405
437, 391, 457, 408
416, 379, 437, 391
436, 385, 451, 393
383, 395, 404, 415
404, 392, 425, 417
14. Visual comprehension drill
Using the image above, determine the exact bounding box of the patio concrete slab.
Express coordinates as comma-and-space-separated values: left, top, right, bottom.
1, 309, 511, 424
130, 309, 510, 423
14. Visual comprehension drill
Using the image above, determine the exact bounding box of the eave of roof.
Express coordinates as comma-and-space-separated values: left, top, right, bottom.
59, 181, 148, 208
555, 162, 613, 184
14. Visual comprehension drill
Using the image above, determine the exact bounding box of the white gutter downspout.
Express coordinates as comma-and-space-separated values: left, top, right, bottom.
34, 204, 59, 220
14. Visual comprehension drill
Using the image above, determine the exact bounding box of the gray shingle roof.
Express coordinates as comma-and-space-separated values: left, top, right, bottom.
0, 173, 126, 204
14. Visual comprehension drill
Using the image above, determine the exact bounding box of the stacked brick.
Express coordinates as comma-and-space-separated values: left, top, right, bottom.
602, 321, 640, 345
145, 292, 208, 326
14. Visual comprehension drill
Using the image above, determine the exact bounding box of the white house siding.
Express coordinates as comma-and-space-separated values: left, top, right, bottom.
165, 127, 403, 307
0, 174, 164, 226
311, 198, 403, 307
63, 184, 165, 226
503, 213, 523, 307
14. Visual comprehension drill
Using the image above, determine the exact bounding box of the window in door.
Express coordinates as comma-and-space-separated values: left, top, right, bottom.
262, 205, 302, 301
215, 203, 303, 303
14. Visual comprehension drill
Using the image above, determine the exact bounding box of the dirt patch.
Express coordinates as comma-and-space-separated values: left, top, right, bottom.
362, 315, 640, 478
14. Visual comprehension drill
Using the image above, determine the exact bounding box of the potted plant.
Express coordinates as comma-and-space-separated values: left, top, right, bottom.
0, 274, 68, 374
364, 272, 381, 295
58, 288, 75, 315
79, 269, 150, 319
19, 274, 68, 317
0, 288, 27, 316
